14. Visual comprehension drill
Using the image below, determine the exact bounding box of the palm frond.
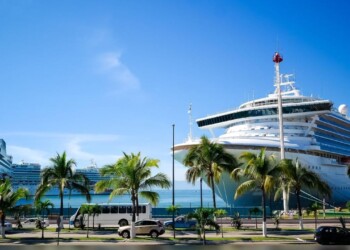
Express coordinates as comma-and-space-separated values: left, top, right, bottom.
235, 180, 256, 199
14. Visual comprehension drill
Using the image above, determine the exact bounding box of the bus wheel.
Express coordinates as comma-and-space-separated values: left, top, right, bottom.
119, 219, 128, 227
74, 221, 80, 228
121, 230, 130, 238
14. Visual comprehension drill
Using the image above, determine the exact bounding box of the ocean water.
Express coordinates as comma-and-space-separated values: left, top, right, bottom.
20, 189, 228, 209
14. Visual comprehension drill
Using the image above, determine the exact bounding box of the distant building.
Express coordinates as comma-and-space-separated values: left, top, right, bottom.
0, 139, 13, 177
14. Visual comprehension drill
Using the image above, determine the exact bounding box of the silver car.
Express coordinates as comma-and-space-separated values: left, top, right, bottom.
23, 218, 50, 228
117, 219, 165, 238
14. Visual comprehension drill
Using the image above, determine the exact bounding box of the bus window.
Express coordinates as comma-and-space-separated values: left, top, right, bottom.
138, 205, 146, 213
102, 206, 110, 213
119, 206, 126, 213
111, 206, 118, 213
126, 206, 132, 213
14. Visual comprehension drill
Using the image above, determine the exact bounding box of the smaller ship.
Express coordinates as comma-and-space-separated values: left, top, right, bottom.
10, 159, 109, 196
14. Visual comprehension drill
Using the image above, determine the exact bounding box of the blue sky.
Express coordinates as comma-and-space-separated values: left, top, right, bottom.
1, 0, 350, 183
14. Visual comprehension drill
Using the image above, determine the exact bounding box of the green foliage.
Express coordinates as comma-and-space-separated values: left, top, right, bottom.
35, 151, 91, 218
187, 208, 220, 244
232, 148, 277, 236
307, 202, 322, 230
346, 201, 350, 211
0, 179, 28, 238
276, 158, 331, 223
249, 207, 261, 216
231, 212, 242, 229
214, 209, 227, 218
166, 205, 181, 215
183, 135, 238, 209
95, 152, 170, 239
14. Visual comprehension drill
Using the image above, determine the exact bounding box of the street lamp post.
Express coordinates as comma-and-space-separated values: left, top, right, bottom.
172, 124, 175, 239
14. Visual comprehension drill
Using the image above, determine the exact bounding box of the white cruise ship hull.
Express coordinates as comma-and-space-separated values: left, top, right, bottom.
174, 140, 350, 209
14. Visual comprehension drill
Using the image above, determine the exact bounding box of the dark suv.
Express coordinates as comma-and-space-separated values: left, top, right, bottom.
314, 226, 350, 245
117, 219, 165, 238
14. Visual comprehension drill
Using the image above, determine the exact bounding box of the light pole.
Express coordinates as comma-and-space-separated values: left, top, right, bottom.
172, 124, 175, 239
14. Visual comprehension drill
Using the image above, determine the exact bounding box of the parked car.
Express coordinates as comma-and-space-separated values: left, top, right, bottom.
163, 216, 196, 229
314, 226, 350, 245
0, 221, 13, 232
117, 219, 165, 238
23, 218, 50, 228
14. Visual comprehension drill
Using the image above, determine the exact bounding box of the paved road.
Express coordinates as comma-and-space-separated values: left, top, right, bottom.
0, 218, 345, 246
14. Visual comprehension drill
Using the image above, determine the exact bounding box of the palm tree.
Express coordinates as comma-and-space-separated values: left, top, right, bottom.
249, 207, 261, 229
91, 204, 101, 229
35, 199, 54, 239
0, 179, 28, 238
35, 151, 91, 228
231, 148, 277, 237
276, 159, 331, 229
166, 204, 181, 216
80, 204, 95, 238
187, 208, 219, 245
183, 136, 237, 209
307, 202, 322, 230
12, 204, 31, 229
95, 152, 171, 239
214, 209, 227, 238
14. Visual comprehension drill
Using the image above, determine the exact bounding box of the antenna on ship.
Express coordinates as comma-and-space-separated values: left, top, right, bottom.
273, 52, 285, 160
188, 103, 193, 142
273, 52, 289, 215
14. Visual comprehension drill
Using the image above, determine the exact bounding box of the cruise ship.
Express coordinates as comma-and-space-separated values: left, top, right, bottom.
11, 161, 110, 196
174, 53, 350, 209
0, 142, 110, 196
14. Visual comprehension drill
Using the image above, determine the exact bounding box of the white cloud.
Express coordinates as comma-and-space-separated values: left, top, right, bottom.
98, 52, 140, 90
64, 134, 121, 167
8, 146, 50, 166
5, 132, 121, 168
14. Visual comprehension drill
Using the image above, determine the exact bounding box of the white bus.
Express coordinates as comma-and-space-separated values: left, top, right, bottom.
69, 203, 152, 228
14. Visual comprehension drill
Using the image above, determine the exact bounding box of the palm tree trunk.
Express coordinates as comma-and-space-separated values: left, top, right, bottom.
296, 190, 303, 229
41, 209, 45, 239
131, 192, 136, 239
136, 195, 139, 221
1, 213, 5, 238
59, 189, 64, 229
282, 184, 289, 214
201, 221, 206, 245
210, 175, 216, 210
87, 215, 90, 238
262, 189, 267, 237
